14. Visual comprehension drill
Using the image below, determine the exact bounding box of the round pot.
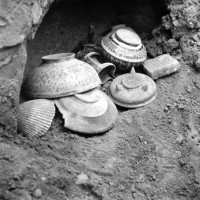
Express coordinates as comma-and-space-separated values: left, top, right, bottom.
101, 25, 147, 70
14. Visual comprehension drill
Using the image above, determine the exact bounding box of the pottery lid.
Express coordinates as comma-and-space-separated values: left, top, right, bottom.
115, 29, 141, 46
22, 53, 101, 98
54, 89, 118, 134
108, 70, 157, 108
101, 26, 147, 63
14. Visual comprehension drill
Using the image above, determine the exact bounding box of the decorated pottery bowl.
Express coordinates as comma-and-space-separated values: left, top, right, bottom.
101, 25, 147, 70
108, 68, 157, 108
54, 88, 118, 134
22, 53, 101, 99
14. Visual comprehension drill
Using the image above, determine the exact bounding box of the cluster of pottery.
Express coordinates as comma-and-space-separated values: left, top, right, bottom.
18, 25, 157, 137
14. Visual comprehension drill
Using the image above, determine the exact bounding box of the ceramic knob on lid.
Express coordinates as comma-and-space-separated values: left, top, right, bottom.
101, 25, 147, 70
108, 69, 157, 108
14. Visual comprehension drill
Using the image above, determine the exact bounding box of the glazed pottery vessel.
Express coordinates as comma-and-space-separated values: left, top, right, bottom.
101, 25, 147, 70
22, 53, 101, 98
84, 52, 116, 84
108, 68, 157, 108
54, 88, 118, 134
17, 99, 55, 137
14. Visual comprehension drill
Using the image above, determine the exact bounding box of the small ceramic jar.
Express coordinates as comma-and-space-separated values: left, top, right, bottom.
101, 25, 147, 71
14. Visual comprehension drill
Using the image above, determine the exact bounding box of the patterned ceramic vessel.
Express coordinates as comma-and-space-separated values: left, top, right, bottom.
101, 25, 147, 70
22, 53, 101, 98
17, 99, 55, 137
54, 88, 118, 134
108, 68, 157, 108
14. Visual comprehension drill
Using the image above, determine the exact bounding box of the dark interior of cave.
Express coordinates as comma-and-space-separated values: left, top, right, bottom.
24, 0, 168, 78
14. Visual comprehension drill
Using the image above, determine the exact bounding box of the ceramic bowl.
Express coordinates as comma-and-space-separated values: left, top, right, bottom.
22, 53, 101, 98
54, 88, 118, 134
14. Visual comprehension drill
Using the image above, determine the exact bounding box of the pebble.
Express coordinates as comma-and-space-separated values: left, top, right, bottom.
195, 58, 200, 70
76, 173, 89, 185
32, 189, 42, 198
41, 176, 46, 181
176, 134, 184, 144
186, 85, 192, 93
164, 106, 169, 112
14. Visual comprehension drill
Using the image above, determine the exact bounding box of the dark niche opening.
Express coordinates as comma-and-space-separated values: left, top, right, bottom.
25, 0, 168, 76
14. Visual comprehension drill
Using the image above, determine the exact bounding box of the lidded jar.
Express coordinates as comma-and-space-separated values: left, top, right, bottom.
22, 53, 101, 98
101, 25, 147, 70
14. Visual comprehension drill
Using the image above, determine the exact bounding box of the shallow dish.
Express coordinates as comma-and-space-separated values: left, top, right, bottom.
54, 88, 118, 134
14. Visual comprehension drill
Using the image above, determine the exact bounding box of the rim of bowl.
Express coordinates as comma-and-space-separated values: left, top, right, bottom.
42, 53, 75, 62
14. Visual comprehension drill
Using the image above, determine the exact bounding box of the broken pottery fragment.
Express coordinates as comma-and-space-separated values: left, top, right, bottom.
101, 25, 147, 70
17, 99, 55, 137
23, 53, 101, 98
54, 88, 118, 134
84, 52, 116, 84
143, 54, 181, 80
108, 68, 157, 108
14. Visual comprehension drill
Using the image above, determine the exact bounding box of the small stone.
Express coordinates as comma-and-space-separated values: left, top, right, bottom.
41, 176, 46, 181
195, 58, 200, 70
138, 135, 143, 142
164, 106, 169, 112
186, 85, 192, 93
192, 34, 199, 42
76, 173, 89, 185
131, 184, 136, 193
32, 189, 42, 198
176, 134, 184, 144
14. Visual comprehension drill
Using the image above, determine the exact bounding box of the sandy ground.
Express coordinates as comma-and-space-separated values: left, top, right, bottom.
2, 1, 200, 200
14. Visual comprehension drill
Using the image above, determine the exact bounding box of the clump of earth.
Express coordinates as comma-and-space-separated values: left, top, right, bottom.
1, 1, 200, 199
